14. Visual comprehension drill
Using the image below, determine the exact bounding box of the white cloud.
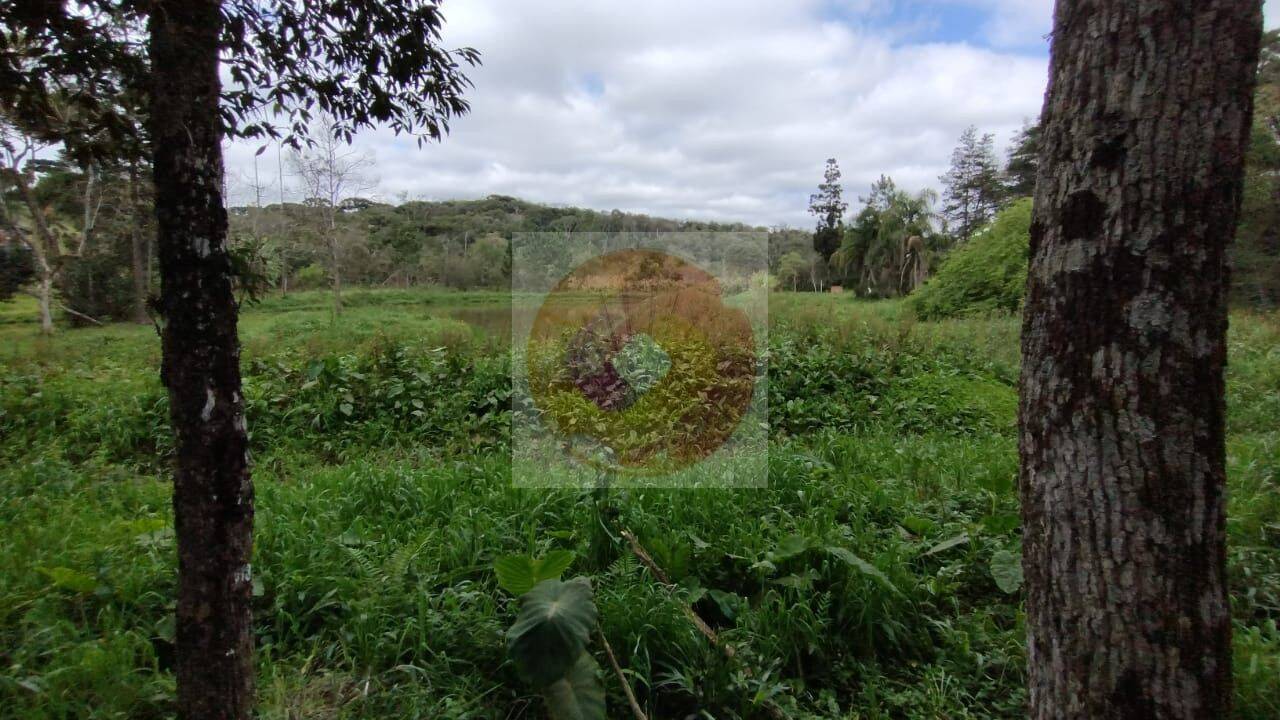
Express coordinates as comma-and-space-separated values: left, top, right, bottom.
225, 0, 1051, 226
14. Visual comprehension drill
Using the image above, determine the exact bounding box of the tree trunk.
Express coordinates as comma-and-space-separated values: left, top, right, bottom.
81, 162, 97, 253
129, 161, 149, 324
148, 2, 255, 719
1019, 3, 1262, 719
328, 215, 342, 315
36, 272, 53, 335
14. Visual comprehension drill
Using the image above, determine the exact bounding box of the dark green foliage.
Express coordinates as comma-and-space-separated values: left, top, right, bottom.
0, 243, 34, 301
940, 126, 1002, 243
1002, 120, 1040, 201
58, 250, 136, 324
908, 199, 1032, 320
543, 653, 607, 720
0, 0, 478, 150
1234, 31, 1280, 308
809, 158, 847, 264
506, 578, 598, 686
232, 195, 772, 292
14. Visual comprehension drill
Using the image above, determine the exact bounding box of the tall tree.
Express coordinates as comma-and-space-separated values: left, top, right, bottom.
808, 158, 847, 265
3, 3, 477, 718
1003, 119, 1041, 201
940, 125, 1001, 243
1019, 2, 1262, 718
149, 4, 254, 715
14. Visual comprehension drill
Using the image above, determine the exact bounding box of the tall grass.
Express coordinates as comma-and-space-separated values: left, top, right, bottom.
0, 288, 1276, 719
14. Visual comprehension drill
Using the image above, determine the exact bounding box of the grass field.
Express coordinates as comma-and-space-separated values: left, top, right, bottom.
1, 289, 1277, 719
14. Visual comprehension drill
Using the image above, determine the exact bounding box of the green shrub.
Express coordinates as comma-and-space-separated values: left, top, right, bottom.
908, 198, 1032, 320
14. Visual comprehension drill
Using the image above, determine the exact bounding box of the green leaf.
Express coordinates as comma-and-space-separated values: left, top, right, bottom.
990, 549, 1024, 594
543, 652, 606, 720
768, 534, 810, 562
923, 533, 969, 557
826, 547, 900, 594
980, 512, 1020, 536
900, 515, 935, 536
507, 578, 598, 687
534, 550, 577, 584
494, 550, 576, 596
707, 589, 744, 620
37, 566, 97, 594
772, 570, 818, 590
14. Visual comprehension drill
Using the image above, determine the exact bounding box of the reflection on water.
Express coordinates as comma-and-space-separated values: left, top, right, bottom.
439, 305, 519, 339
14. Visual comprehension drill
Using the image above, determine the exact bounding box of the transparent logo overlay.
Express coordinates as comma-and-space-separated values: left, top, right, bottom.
512, 232, 769, 488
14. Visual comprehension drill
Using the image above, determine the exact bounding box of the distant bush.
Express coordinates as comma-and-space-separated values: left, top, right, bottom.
908, 198, 1032, 320
292, 262, 329, 290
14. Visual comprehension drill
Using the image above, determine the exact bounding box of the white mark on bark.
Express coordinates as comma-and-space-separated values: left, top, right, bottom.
201, 388, 216, 421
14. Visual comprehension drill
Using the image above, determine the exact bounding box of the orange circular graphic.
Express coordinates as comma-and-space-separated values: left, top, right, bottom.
526, 249, 756, 475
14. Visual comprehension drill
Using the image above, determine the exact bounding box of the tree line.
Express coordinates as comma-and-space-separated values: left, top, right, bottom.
789, 122, 1036, 298
795, 33, 1280, 310
3, 127, 809, 327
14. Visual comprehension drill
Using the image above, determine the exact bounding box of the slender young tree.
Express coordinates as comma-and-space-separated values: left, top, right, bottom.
1020, 2, 1262, 718
290, 118, 373, 317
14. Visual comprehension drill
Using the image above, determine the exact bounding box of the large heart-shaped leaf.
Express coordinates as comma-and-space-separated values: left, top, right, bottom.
543, 652, 606, 720
494, 550, 576, 596
768, 534, 810, 562
507, 578, 598, 687
990, 549, 1024, 594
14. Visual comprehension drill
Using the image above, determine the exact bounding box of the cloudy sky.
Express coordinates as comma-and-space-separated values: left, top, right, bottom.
225, 0, 1280, 227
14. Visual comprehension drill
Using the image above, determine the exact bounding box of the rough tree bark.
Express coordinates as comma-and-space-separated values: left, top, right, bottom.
149, 2, 255, 719
1020, 2, 1262, 719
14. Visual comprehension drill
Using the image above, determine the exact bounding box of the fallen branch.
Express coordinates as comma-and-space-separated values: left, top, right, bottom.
598, 628, 647, 720
621, 530, 787, 719
58, 303, 104, 326
621, 529, 732, 657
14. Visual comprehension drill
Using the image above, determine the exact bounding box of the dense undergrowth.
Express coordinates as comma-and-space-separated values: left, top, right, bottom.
0, 290, 1276, 719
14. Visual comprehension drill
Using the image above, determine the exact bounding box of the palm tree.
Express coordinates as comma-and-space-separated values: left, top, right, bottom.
832, 176, 937, 296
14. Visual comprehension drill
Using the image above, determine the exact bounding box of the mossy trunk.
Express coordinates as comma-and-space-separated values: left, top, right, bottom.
149, 1, 255, 718
1019, 2, 1262, 718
